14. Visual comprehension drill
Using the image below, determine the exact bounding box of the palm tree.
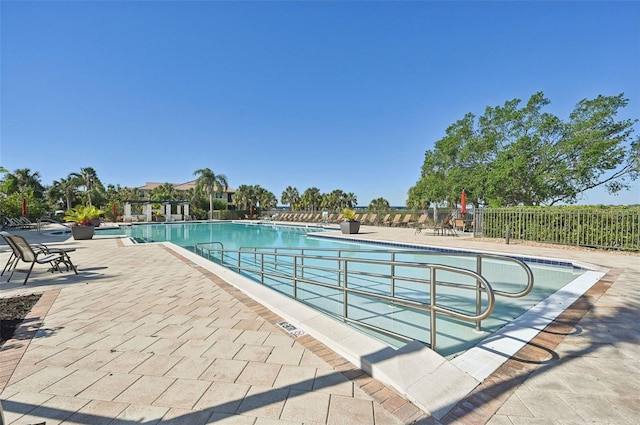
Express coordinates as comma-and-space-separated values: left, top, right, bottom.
194, 168, 229, 219
150, 183, 179, 201
256, 186, 277, 212
281, 186, 299, 211
49, 176, 79, 210
300, 187, 322, 211
323, 189, 346, 211
69, 167, 101, 206
368, 197, 391, 211
232, 185, 251, 210
344, 192, 358, 209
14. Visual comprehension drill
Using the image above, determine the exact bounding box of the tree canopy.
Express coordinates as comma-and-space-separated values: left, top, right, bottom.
408, 92, 639, 207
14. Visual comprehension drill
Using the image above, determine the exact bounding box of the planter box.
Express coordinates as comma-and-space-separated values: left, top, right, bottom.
71, 225, 95, 240
340, 221, 360, 234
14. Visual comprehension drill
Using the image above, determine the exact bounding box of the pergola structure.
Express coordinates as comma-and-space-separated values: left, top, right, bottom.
123, 200, 190, 222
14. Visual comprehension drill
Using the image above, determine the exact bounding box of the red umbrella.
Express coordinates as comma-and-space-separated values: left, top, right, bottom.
461, 190, 467, 215
22, 198, 28, 216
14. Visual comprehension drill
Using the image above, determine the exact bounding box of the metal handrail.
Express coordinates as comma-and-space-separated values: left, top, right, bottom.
237, 246, 534, 298
194, 244, 506, 352
194, 241, 224, 260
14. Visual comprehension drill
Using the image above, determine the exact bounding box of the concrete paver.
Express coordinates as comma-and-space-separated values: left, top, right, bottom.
0, 223, 638, 424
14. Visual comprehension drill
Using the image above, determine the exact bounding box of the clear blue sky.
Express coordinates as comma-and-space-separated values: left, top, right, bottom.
1, 1, 639, 206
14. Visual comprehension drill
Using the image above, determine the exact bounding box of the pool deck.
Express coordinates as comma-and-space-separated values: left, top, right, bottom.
0, 222, 638, 424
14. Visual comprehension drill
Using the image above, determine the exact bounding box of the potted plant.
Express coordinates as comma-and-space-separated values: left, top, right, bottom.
64, 205, 104, 240
340, 208, 360, 234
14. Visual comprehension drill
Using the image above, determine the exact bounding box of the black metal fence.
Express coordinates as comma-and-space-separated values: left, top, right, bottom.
474, 207, 640, 252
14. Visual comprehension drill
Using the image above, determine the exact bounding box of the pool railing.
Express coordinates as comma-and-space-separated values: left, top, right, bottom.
193, 245, 534, 353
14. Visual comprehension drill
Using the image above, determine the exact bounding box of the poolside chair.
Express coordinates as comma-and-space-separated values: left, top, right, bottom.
2, 233, 77, 285
413, 214, 428, 234
380, 214, 391, 226
365, 213, 377, 225
387, 214, 402, 227
3, 217, 24, 229
396, 214, 413, 227
433, 214, 456, 236
17, 217, 38, 228
1, 231, 77, 273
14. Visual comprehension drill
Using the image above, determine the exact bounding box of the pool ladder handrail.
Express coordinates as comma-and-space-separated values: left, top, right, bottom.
194, 244, 504, 352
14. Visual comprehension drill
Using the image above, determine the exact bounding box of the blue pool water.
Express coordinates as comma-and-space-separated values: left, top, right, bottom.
114, 221, 586, 356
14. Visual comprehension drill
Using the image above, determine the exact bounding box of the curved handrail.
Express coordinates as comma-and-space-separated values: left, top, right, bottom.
237, 246, 534, 299
475, 253, 534, 298
196, 244, 497, 352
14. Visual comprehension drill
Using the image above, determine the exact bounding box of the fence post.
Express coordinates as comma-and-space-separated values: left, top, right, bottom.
505, 226, 510, 244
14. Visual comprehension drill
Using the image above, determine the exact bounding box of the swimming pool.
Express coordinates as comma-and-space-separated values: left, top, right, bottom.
115, 221, 588, 357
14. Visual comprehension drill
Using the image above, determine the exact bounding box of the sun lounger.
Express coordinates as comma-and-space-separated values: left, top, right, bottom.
396, 214, 413, 227
1, 233, 78, 285
365, 213, 377, 225
413, 214, 428, 234
388, 214, 402, 227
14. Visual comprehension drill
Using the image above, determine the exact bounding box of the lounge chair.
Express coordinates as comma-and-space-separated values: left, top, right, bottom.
3, 217, 26, 229
413, 214, 428, 234
2, 233, 78, 285
384, 214, 394, 226
396, 214, 413, 227
387, 214, 402, 227
365, 213, 377, 225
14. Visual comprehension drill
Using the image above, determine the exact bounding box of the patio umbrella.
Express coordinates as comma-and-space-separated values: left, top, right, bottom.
461, 190, 467, 215
22, 198, 27, 216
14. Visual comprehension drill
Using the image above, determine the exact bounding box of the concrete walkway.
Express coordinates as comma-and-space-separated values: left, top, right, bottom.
0, 223, 638, 424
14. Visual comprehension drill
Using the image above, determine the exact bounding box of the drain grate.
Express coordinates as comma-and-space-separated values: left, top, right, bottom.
277, 321, 306, 338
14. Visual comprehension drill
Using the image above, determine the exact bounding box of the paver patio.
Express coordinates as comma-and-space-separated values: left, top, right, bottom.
1, 223, 638, 424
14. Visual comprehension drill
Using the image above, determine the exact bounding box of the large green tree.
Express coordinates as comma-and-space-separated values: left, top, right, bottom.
409, 92, 639, 207
0, 168, 46, 199
194, 168, 229, 219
